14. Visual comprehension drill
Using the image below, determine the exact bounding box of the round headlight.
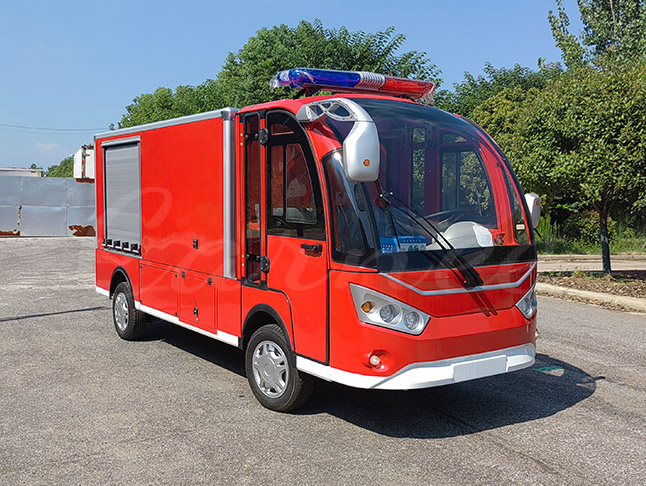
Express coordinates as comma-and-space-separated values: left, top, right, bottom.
379, 304, 398, 323
404, 311, 422, 331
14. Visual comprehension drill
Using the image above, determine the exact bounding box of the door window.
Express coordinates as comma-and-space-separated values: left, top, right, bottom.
244, 114, 262, 283
267, 113, 325, 240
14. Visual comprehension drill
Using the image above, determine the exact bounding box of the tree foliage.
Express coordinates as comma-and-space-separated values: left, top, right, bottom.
119, 20, 440, 128
475, 62, 646, 271
218, 20, 440, 107
119, 82, 221, 128
549, 0, 646, 68
436, 62, 562, 117
46, 156, 74, 177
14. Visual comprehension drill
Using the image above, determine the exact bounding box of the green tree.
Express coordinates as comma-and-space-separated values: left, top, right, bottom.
435, 61, 562, 117
46, 156, 74, 178
119, 20, 441, 127
549, 0, 646, 67
218, 20, 440, 108
475, 63, 646, 273
120, 83, 222, 128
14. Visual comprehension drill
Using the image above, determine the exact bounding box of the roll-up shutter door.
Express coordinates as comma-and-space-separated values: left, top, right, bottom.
104, 142, 141, 250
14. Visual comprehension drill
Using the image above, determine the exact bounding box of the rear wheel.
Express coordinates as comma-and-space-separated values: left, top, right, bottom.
112, 281, 146, 341
245, 324, 314, 412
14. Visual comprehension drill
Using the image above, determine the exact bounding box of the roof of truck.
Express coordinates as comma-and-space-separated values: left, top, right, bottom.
238, 93, 417, 115
95, 94, 420, 140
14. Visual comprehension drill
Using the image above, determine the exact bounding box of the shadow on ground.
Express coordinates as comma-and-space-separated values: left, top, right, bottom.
0, 306, 110, 323
303, 353, 600, 439
143, 320, 598, 439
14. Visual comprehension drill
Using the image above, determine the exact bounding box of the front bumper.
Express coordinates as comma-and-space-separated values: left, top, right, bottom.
297, 343, 535, 390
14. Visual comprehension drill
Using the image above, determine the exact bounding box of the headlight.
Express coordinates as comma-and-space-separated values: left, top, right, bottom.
516, 285, 537, 319
404, 311, 423, 332
379, 304, 399, 323
349, 284, 430, 335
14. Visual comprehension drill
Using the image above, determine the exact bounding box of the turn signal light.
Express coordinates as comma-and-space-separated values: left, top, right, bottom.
361, 301, 376, 313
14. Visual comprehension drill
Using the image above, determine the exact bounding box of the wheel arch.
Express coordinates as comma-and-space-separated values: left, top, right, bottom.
109, 266, 132, 299
242, 304, 293, 352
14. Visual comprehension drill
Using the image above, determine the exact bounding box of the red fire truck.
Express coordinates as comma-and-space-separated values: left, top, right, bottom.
95, 68, 541, 412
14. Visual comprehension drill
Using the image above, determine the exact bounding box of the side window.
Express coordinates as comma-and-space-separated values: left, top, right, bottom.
502, 167, 529, 244
323, 152, 371, 260
285, 144, 316, 225
244, 114, 261, 283
267, 113, 325, 240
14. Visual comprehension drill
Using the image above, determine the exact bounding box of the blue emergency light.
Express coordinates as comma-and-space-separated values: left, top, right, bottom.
270, 68, 435, 101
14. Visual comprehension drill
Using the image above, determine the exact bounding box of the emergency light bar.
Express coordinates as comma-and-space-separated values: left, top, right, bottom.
270, 68, 435, 101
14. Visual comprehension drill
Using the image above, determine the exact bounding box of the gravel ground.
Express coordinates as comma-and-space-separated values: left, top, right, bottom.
537, 271, 646, 312
538, 271, 646, 298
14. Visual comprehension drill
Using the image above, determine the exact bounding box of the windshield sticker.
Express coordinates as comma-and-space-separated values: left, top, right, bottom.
380, 236, 426, 253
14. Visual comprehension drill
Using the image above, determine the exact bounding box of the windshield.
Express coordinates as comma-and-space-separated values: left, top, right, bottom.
319, 98, 535, 272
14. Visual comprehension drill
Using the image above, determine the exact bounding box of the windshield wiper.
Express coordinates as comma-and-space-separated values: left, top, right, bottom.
375, 184, 484, 289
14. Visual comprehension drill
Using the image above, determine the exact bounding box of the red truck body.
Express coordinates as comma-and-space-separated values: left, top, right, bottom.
95, 70, 538, 411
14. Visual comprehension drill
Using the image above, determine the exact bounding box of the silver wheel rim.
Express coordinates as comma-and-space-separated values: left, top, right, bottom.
252, 340, 289, 398
114, 292, 129, 332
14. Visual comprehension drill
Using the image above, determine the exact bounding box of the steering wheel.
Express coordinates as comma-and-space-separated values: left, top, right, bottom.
425, 209, 469, 229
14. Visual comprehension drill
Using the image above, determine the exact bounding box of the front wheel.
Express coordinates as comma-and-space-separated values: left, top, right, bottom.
112, 281, 146, 341
245, 324, 314, 412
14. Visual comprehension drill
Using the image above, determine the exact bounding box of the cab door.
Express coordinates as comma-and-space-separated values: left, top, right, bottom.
264, 111, 329, 363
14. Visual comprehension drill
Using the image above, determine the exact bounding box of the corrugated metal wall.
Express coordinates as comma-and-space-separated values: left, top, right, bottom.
0, 177, 95, 237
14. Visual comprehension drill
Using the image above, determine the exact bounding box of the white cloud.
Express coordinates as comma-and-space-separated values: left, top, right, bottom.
36, 142, 64, 153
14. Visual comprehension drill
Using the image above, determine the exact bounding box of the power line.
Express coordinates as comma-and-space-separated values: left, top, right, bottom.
0, 122, 108, 132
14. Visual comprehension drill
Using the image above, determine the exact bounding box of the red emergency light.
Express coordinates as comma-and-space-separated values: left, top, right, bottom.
270, 68, 435, 101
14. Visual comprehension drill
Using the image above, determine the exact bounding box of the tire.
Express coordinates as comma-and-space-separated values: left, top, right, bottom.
245, 324, 314, 412
112, 281, 146, 341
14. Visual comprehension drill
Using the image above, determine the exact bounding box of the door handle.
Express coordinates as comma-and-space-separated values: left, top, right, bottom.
259, 255, 270, 273
301, 243, 323, 253
246, 254, 270, 273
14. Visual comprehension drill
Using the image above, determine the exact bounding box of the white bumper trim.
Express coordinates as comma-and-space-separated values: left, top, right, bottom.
297, 343, 535, 390
135, 302, 240, 347
95, 286, 110, 297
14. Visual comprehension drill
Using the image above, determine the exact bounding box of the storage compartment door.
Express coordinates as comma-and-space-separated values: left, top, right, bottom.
140, 265, 179, 318
180, 274, 215, 331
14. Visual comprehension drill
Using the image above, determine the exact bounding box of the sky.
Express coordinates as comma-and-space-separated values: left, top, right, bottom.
0, 0, 583, 169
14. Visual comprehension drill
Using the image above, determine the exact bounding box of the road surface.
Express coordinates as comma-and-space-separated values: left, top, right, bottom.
1, 238, 644, 485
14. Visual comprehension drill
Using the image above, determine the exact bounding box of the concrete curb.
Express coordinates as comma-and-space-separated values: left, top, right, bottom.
539, 254, 646, 261
536, 282, 646, 313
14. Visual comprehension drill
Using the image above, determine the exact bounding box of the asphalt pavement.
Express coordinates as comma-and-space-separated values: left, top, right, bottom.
1, 238, 645, 485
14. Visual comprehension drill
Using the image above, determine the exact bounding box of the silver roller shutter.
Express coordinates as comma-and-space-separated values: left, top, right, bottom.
104, 142, 141, 249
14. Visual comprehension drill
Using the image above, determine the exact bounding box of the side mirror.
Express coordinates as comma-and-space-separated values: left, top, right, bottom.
524, 193, 541, 228
295, 98, 381, 182
342, 121, 380, 182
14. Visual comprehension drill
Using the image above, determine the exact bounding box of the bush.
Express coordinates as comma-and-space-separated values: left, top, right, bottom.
561, 210, 616, 244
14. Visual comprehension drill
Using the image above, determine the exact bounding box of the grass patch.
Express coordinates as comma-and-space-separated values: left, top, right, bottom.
535, 214, 646, 254
536, 237, 646, 254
